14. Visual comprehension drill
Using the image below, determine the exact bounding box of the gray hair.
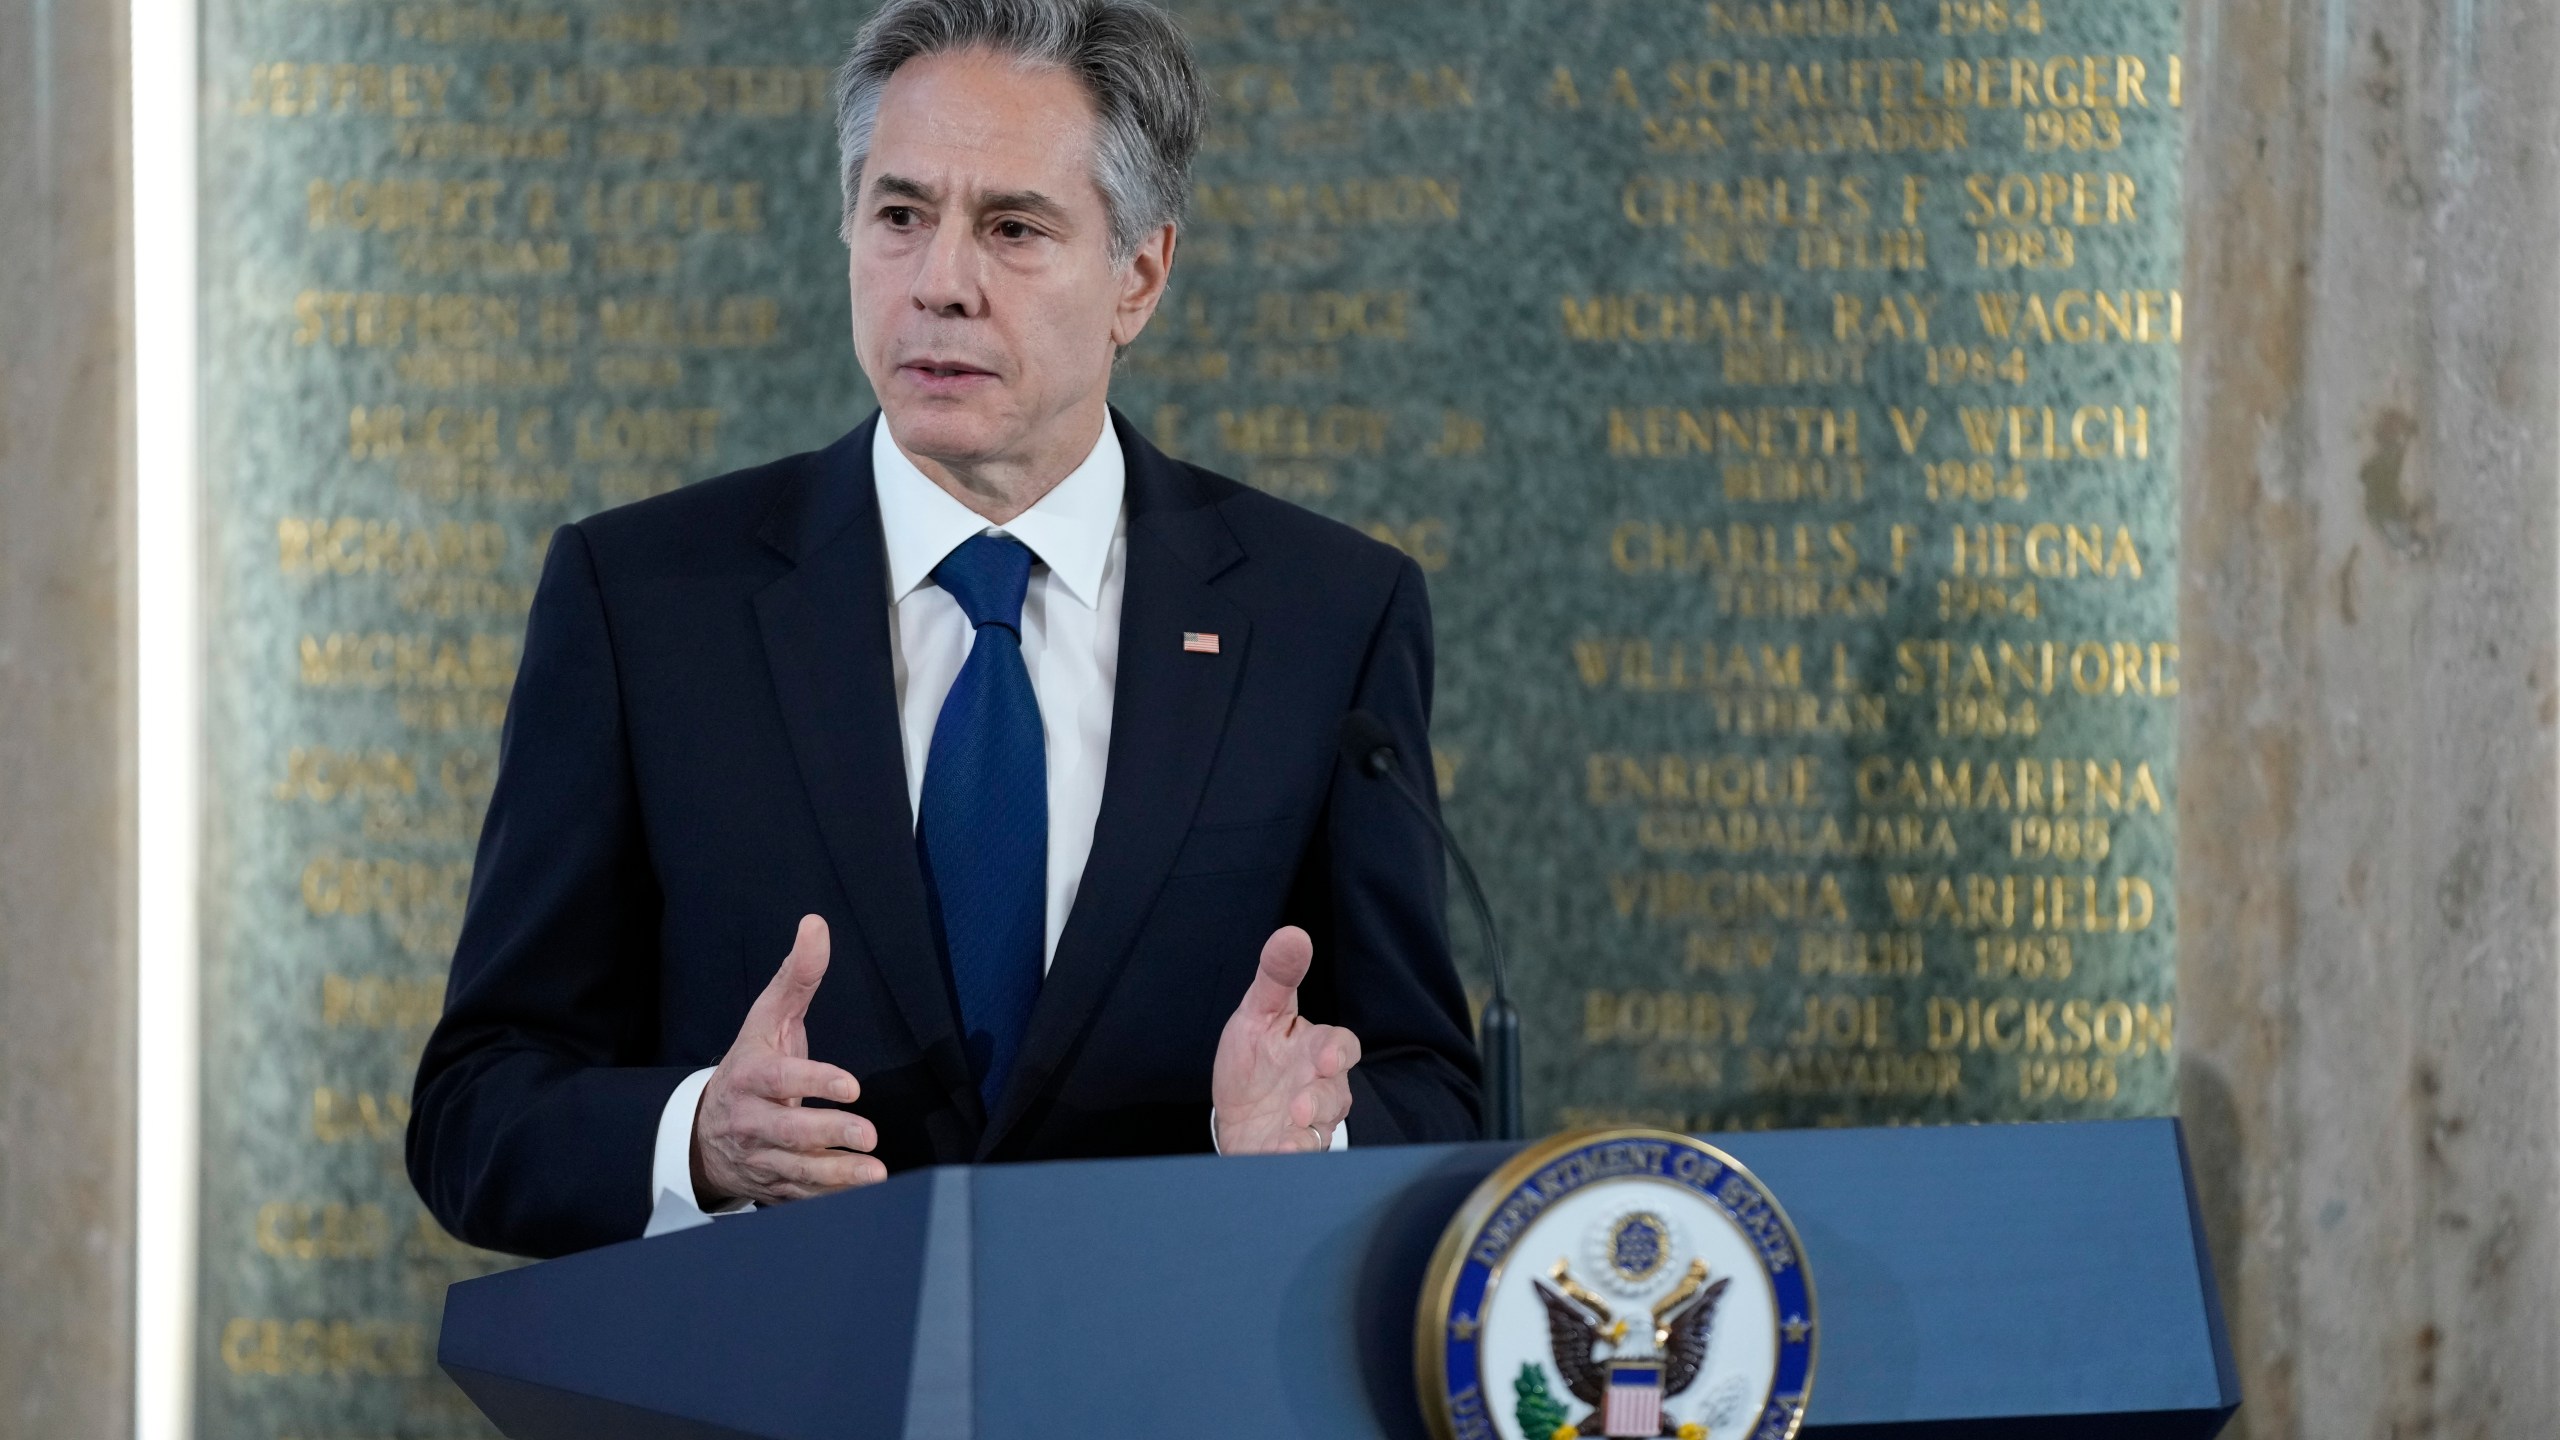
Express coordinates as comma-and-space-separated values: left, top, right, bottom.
832, 0, 1205, 263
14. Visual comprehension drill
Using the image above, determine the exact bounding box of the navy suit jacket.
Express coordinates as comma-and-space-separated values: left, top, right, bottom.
407, 410, 1483, 1257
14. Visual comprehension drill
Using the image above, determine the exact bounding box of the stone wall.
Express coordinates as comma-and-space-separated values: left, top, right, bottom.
3, 0, 2559, 1432
2180, 0, 2560, 1432
0, 0, 138, 1432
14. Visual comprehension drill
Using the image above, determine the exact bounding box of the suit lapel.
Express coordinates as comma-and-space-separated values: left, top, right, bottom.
979, 412, 1249, 1155
752, 419, 983, 1127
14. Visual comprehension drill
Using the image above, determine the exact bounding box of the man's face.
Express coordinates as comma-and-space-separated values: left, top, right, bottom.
847, 48, 1171, 481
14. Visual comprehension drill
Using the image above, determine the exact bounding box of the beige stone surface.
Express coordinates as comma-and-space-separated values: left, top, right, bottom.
2181, 0, 2560, 1434
0, 0, 136, 1431
6, 0, 2560, 1433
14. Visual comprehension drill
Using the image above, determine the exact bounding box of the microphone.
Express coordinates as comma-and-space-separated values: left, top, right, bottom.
1337, 710, 1524, 1142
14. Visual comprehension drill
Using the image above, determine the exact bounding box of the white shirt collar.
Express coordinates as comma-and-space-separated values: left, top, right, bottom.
872, 413, 1124, 611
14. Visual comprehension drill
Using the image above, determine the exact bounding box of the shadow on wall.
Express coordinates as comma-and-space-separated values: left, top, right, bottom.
2179, 1059, 2251, 1440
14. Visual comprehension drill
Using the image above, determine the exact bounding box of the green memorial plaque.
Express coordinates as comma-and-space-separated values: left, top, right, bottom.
195, 1, 2179, 1434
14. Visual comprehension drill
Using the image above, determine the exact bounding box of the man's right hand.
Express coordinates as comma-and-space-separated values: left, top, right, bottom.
689, 915, 886, 1207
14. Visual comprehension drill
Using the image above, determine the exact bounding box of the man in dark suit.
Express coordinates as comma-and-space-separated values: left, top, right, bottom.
406, 0, 1481, 1259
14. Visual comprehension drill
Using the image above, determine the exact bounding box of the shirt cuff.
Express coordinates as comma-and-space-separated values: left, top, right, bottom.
644, 1067, 754, 1237
1209, 1109, 1348, 1154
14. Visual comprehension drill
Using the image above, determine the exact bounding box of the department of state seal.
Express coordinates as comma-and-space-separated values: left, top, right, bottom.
1416, 1129, 1817, 1440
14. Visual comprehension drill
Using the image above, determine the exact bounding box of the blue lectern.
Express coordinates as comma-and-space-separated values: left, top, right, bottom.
439, 1118, 2237, 1438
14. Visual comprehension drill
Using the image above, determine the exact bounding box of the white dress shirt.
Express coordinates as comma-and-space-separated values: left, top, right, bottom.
645, 415, 1337, 1238
877, 413, 1127, 966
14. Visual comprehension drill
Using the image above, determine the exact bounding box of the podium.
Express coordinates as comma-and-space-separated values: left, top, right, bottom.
439, 1118, 2238, 1439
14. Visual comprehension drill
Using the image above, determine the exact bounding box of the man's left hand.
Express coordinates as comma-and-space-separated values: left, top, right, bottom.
1212, 925, 1362, 1154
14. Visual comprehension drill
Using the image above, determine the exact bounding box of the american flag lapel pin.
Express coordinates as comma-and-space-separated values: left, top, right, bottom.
1182, 631, 1221, 654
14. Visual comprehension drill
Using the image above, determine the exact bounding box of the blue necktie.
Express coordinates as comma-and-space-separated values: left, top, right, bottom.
916, 534, 1047, 1109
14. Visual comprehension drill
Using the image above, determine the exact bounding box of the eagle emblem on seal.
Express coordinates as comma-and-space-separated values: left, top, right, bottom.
1415, 1129, 1816, 1440
1520, 1253, 1729, 1438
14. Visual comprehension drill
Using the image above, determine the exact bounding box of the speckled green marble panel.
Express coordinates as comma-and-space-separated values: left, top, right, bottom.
197, 6, 864, 1435
1119, 0, 2183, 1148
194, 2, 2177, 1435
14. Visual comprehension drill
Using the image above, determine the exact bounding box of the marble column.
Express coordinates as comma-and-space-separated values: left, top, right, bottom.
2181, 0, 2560, 1434
0, 0, 136, 1431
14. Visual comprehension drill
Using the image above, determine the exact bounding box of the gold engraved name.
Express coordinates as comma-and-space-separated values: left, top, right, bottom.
1886, 873, 2159, 931
1194, 177, 1461, 227
1927, 996, 2173, 1054
220, 1317, 426, 1376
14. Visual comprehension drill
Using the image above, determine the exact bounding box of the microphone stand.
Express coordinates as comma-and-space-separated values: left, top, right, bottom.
1353, 743, 1525, 1142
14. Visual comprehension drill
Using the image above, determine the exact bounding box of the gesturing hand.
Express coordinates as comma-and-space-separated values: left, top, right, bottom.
1211, 925, 1363, 1154
689, 915, 887, 1207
